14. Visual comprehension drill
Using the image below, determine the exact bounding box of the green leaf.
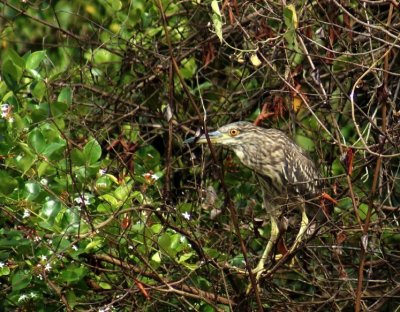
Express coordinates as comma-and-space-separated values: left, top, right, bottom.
105, 0, 122, 11
295, 134, 315, 152
158, 232, 178, 258
211, 0, 223, 43
178, 252, 194, 263
0, 170, 18, 195
122, 123, 139, 142
26, 51, 46, 70
50, 101, 69, 117
337, 197, 352, 210
83, 139, 102, 164
151, 251, 161, 263
99, 194, 121, 209
65, 291, 77, 309
358, 203, 368, 221
358, 203, 377, 221
96, 202, 113, 212
28, 128, 46, 153
332, 54, 355, 73
0, 236, 31, 249
43, 141, 66, 159
30, 102, 50, 122
95, 175, 114, 192
85, 239, 104, 252
0, 266, 10, 276
114, 183, 133, 201
180, 57, 197, 79
2, 60, 23, 91
12, 270, 32, 291
41, 198, 62, 224
14, 144, 36, 174
38, 162, 56, 177
71, 148, 85, 166
283, 4, 298, 30
31, 80, 46, 101
99, 282, 112, 289
4, 48, 25, 69
24, 181, 41, 201
57, 87, 72, 105
59, 265, 88, 284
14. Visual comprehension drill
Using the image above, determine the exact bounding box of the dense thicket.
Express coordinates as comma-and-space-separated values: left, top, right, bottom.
0, 1, 399, 311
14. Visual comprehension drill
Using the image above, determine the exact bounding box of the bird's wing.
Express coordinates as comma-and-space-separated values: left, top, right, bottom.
282, 142, 320, 196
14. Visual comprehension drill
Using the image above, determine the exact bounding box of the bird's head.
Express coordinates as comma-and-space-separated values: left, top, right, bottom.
184, 121, 256, 146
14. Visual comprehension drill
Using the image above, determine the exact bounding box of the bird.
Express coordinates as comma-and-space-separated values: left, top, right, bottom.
184, 121, 322, 281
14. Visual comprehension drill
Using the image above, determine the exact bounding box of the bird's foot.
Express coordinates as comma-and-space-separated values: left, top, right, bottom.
245, 268, 267, 294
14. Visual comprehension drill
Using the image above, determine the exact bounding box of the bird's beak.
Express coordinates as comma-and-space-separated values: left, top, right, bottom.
184, 130, 224, 144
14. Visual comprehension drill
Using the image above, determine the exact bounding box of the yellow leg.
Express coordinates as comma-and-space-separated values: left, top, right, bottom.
253, 216, 279, 280
246, 215, 279, 294
289, 205, 308, 253
247, 203, 309, 294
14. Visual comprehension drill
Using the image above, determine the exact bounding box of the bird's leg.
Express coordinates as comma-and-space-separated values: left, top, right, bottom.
253, 215, 279, 278
289, 203, 308, 253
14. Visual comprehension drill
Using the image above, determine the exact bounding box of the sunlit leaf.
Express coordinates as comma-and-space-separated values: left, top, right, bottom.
83, 139, 102, 164
41, 198, 62, 224
99, 282, 112, 289
283, 4, 298, 29
28, 128, 46, 153
211, 0, 223, 42
26, 50, 46, 70
85, 239, 104, 251
57, 87, 72, 105
250, 54, 262, 67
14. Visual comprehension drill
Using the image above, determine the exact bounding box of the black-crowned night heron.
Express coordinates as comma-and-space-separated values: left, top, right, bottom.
185, 121, 322, 281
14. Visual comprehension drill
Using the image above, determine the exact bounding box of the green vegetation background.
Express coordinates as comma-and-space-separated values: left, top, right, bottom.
0, 0, 399, 311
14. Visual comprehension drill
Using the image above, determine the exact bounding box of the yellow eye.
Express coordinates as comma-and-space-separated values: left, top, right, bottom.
229, 129, 240, 137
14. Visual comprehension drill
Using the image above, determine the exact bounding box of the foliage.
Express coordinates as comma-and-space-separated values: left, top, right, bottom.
0, 0, 399, 311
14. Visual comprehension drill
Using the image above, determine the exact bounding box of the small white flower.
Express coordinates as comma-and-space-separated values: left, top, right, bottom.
98, 169, 106, 175
179, 236, 186, 243
128, 245, 134, 250
44, 263, 52, 271
23, 209, 30, 218
34, 236, 41, 242
40, 255, 47, 261
74, 196, 90, 205
142, 171, 160, 181
1, 104, 9, 112
40, 178, 48, 186
1, 104, 9, 118
18, 294, 28, 302
29, 292, 37, 298
182, 212, 191, 220
7, 117, 14, 123
72, 245, 78, 251
0, 262, 5, 268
